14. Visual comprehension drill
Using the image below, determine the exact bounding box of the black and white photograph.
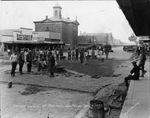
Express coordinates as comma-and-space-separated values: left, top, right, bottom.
0, 0, 150, 118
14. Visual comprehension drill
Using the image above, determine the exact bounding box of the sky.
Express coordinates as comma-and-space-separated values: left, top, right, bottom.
0, 1, 134, 43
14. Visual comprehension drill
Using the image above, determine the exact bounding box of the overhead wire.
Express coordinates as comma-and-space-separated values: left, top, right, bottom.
77, 9, 106, 18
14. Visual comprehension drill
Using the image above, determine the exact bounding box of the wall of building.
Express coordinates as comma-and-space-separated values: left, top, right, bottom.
2, 35, 13, 42
79, 33, 115, 45
68, 23, 73, 48
20, 28, 32, 35
35, 22, 62, 33
73, 24, 78, 48
13, 32, 20, 41
67, 23, 78, 48
34, 21, 78, 48
61, 22, 69, 45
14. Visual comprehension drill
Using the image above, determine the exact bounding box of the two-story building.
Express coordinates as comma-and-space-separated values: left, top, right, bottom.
33, 3, 79, 49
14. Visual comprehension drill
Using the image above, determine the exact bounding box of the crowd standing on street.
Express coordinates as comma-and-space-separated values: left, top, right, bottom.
9, 47, 64, 77
66, 44, 112, 64
8, 44, 112, 78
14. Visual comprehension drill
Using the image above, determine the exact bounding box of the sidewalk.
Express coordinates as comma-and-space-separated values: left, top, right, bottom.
119, 60, 150, 118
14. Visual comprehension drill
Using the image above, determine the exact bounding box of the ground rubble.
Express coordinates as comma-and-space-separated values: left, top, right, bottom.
0, 52, 133, 118
75, 61, 131, 118
80, 82, 127, 118
1, 61, 130, 118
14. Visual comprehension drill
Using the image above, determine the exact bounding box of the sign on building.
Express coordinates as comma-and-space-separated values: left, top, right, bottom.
45, 38, 60, 42
128, 34, 137, 41
17, 34, 32, 40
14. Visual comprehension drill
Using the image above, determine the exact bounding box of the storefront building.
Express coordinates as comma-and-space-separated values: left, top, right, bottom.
34, 3, 79, 49
0, 27, 64, 52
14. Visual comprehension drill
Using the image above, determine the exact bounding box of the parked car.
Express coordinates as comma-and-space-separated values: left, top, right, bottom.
123, 45, 137, 52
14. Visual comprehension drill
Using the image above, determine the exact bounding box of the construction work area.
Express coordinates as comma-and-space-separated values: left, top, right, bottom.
0, 47, 134, 118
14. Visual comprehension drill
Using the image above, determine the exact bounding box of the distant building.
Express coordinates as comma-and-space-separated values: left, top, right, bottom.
34, 3, 79, 48
78, 32, 114, 46
77, 35, 94, 47
139, 36, 150, 43
0, 28, 33, 51
0, 27, 64, 51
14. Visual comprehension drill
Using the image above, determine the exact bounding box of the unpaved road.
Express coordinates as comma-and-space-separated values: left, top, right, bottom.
0, 47, 133, 118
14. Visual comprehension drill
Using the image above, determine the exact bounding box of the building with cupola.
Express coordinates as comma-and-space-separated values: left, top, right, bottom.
34, 3, 79, 49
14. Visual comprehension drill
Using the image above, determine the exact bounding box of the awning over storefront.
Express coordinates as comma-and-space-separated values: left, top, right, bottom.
116, 0, 150, 36
3, 40, 65, 45
139, 39, 150, 43
3, 40, 39, 44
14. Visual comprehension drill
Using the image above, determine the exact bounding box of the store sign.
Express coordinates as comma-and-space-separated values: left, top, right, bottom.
45, 38, 60, 42
37, 37, 45, 43
17, 34, 32, 40
128, 34, 137, 41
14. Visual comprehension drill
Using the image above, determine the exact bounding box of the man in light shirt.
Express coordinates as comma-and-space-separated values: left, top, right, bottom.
10, 51, 18, 77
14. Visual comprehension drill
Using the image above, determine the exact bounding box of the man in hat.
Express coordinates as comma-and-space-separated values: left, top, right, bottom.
18, 49, 25, 74
138, 50, 147, 77
26, 50, 33, 73
124, 61, 140, 87
48, 51, 55, 77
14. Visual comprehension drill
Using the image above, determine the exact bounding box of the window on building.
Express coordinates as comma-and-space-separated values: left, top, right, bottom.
46, 27, 49, 31
55, 11, 58, 17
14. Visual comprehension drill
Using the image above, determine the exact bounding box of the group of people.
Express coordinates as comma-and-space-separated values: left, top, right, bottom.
67, 45, 111, 64
124, 46, 147, 88
9, 47, 63, 77
136, 43, 150, 56
10, 49, 33, 77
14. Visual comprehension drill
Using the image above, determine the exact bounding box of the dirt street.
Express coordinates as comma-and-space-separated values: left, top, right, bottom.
0, 47, 133, 118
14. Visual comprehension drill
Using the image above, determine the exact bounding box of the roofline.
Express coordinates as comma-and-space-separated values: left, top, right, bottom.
20, 27, 33, 30
13, 30, 21, 32
53, 6, 62, 9
2, 35, 13, 37
34, 20, 79, 25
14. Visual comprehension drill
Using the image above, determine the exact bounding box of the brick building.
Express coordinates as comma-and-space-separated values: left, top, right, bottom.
34, 3, 79, 49
78, 33, 114, 46
78, 32, 125, 46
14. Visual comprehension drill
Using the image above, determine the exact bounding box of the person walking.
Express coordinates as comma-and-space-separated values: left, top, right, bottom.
91, 48, 95, 59
104, 45, 109, 60
72, 48, 75, 60
80, 49, 84, 64
75, 48, 79, 60
26, 50, 33, 73
48, 51, 55, 77
97, 49, 104, 62
7, 49, 11, 57
18, 49, 25, 74
124, 61, 140, 88
56, 48, 59, 60
88, 48, 92, 59
68, 48, 71, 61
10, 51, 18, 77
84, 49, 88, 65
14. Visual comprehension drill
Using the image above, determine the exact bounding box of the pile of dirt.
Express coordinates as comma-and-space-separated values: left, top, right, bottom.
83, 82, 127, 118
